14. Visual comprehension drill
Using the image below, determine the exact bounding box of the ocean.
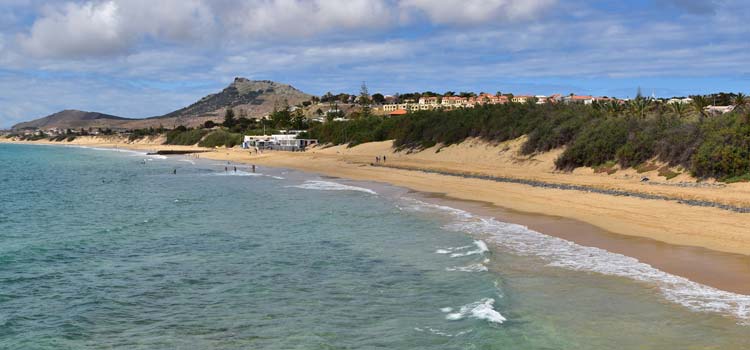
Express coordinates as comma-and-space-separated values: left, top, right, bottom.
1, 143, 749, 349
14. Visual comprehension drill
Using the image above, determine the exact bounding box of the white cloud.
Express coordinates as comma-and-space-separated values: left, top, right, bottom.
400, 0, 556, 25
20, 1, 128, 57
18, 0, 216, 58
228, 0, 391, 38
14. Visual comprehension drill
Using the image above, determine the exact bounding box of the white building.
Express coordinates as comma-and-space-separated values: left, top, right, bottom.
242, 133, 318, 151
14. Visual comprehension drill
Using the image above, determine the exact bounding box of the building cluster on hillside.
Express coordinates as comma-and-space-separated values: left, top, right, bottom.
379, 93, 618, 115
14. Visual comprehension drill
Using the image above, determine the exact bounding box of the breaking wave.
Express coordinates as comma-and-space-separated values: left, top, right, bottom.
399, 197, 750, 323
289, 180, 377, 195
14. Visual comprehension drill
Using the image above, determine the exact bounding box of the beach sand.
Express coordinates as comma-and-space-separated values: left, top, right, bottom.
4, 136, 750, 294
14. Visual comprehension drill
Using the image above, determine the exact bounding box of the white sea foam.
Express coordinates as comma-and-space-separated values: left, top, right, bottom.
179, 159, 196, 165
266, 175, 285, 180
290, 180, 377, 195
414, 327, 473, 337
399, 197, 750, 323
446, 263, 488, 272
206, 171, 262, 177
449, 240, 489, 258
446, 298, 506, 324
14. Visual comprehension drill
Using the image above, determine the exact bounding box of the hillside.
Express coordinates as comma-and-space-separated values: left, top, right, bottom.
12, 110, 131, 130
12, 78, 314, 131
154, 78, 312, 122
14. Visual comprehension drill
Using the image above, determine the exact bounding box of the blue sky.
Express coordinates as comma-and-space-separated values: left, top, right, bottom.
0, 0, 748, 128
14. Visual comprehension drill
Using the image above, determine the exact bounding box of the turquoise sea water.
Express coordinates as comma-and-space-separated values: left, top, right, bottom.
1, 143, 749, 349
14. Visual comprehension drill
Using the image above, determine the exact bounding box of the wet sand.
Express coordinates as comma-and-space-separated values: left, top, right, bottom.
418, 192, 750, 295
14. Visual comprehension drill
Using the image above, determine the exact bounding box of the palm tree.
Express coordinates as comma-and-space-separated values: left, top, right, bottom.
607, 100, 623, 117
669, 101, 687, 119
734, 93, 747, 113
628, 98, 650, 119
691, 96, 709, 123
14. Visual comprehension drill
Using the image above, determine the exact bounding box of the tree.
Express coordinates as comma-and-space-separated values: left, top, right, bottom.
691, 96, 709, 123
204, 120, 216, 129
734, 93, 747, 112
627, 97, 650, 120
371, 93, 385, 105
669, 101, 687, 119
291, 109, 307, 130
271, 100, 292, 128
223, 108, 236, 128
358, 81, 372, 118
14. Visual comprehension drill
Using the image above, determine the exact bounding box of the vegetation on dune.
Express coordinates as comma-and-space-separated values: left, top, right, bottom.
198, 129, 243, 148
164, 126, 208, 145
306, 100, 750, 181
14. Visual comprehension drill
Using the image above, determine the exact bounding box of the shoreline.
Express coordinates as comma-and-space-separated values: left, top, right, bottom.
3, 138, 750, 295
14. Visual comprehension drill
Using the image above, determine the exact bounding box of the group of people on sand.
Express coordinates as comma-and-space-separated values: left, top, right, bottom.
375, 155, 387, 164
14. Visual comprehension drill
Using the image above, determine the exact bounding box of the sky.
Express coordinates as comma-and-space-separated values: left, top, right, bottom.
0, 0, 749, 128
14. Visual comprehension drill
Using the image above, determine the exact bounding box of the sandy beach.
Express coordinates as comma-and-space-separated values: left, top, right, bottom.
4, 136, 750, 294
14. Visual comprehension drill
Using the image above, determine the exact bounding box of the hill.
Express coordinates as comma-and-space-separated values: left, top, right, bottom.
12, 78, 314, 130
12, 110, 131, 130
154, 78, 312, 122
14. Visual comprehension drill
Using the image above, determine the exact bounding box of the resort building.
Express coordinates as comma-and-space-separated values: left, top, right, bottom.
704, 105, 735, 115
667, 98, 693, 105
563, 95, 595, 105
242, 133, 318, 151
512, 95, 534, 104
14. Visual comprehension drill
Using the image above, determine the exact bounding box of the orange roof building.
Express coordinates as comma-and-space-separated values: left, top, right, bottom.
388, 109, 408, 116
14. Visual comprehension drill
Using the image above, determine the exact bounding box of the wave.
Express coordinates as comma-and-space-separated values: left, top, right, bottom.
413, 326, 473, 337
178, 159, 196, 165
399, 197, 750, 323
445, 298, 506, 324
449, 240, 488, 258
204, 171, 262, 177
289, 180, 377, 195
446, 263, 488, 272
266, 175, 285, 180
435, 245, 472, 254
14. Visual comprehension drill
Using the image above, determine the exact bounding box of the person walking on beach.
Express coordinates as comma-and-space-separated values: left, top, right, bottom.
252, 165, 256, 173
383, 155, 387, 163
376, 156, 380, 163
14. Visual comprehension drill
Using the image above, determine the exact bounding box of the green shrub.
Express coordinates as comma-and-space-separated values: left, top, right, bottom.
165, 128, 208, 145
555, 118, 629, 170
691, 114, 750, 179
198, 130, 243, 148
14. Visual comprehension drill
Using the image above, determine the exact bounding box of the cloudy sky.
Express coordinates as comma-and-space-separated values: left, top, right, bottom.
0, 0, 748, 127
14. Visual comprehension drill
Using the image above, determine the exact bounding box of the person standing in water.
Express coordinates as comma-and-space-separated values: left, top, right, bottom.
173, 169, 177, 175
234, 166, 237, 172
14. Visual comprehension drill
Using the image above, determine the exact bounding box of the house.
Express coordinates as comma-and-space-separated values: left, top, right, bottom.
547, 94, 563, 103
512, 95, 534, 104
418, 96, 439, 105
563, 95, 594, 105
705, 105, 735, 115
667, 98, 693, 105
